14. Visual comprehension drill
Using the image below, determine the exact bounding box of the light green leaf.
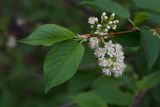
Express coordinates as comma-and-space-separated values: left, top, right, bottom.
72, 92, 108, 107
131, 0, 160, 13
20, 24, 75, 46
80, 0, 130, 18
44, 40, 84, 93
133, 12, 150, 26
93, 86, 134, 106
140, 26, 160, 70
137, 72, 160, 91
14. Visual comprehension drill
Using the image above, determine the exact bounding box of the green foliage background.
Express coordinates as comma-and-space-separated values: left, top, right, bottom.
0, 0, 160, 107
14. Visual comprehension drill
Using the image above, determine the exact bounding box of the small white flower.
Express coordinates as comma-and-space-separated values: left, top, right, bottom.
102, 68, 111, 76
113, 62, 122, 71
95, 18, 98, 22
88, 17, 98, 24
94, 48, 106, 58
105, 28, 108, 32
117, 56, 125, 62
107, 26, 111, 29
104, 40, 115, 50
115, 20, 119, 23
89, 37, 99, 49
111, 13, 115, 18
107, 47, 115, 57
91, 25, 94, 28
99, 58, 113, 67
119, 51, 124, 56
113, 20, 119, 24
99, 58, 108, 67
97, 24, 102, 27
104, 16, 108, 20
97, 24, 102, 29
102, 12, 106, 16
109, 21, 113, 24
115, 43, 122, 51
112, 25, 117, 30
113, 21, 116, 24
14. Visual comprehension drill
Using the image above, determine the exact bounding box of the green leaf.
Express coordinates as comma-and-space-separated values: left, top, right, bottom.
131, 0, 160, 13
44, 40, 84, 93
20, 24, 75, 46
72, 92, 108, 107
80, 0, 130, 18
92, 77, 118, 88
148, 12, 160, 26
137, 72, 160, 91
68, 72, 96, 94
140, 26, 160, 70
133, 12, 150, 26
93, 86, 134, 106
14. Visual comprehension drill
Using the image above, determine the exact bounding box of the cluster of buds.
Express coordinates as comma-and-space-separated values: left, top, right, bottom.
88, 12, 119, 36
78, 12, 126, 77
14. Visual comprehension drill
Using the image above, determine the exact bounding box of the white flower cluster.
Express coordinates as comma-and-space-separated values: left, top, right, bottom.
87, 12, 126, 77
88, 12, 119, 36
89, 39, 126, 77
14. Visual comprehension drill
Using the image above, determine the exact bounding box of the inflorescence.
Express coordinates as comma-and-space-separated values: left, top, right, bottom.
78, 12, 126, 77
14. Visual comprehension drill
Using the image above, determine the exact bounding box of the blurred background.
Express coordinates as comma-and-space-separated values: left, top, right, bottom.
0, 0, 160, 107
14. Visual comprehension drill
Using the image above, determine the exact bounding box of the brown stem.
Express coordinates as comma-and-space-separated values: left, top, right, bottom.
132, 90, 148, 107
109, 28, 138, 36
79, 28, 160, 39
110, 28, 160, 36
150, 28, 160, 32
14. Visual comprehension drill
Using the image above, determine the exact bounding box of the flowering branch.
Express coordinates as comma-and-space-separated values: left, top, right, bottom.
79, 27, 160, 39
77, 12, 160, 77
77, 12, 126, 77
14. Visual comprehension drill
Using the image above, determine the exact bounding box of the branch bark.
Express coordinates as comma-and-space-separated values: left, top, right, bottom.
132, 90, 148, 107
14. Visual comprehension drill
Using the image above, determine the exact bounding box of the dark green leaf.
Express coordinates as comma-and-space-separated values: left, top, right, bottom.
137, 72, 160, 91
92, 77, 118, 88
93, 86, 134, 106
133, 12, 150, 26
148, 12, 160, 26
44, 40, 84, 93
68, 72, 96, 94
112, 31, 140, 47
80, 0, 130, 18
140, 26, 160, 70
72, 92, 108, 107
20, 24, 75, 46
131, 0, 160, 13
